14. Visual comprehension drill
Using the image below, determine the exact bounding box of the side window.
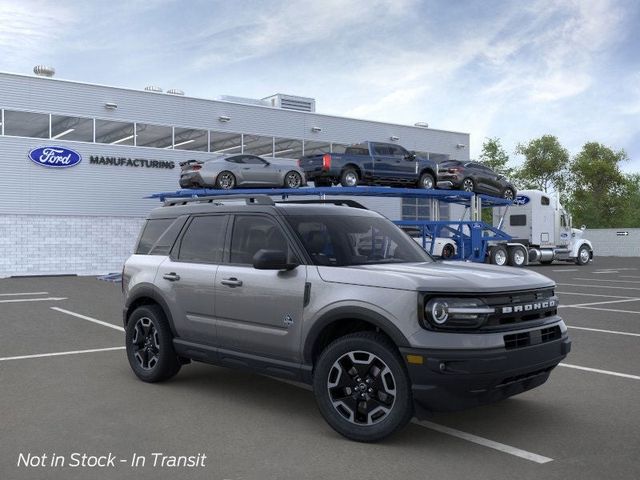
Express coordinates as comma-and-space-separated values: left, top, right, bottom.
177, 215, 227, 263
510, 215, 527, 226
230, 216, 290, 264
389, 145, 408, 157
372, 144, 391, 156
136, 218, 174, 254
541, 196, 550, 206
226, 156, 243, 164
243, 155, 268, 165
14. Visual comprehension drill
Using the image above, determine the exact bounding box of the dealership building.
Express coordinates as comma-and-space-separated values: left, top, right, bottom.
0, 69, 470, 277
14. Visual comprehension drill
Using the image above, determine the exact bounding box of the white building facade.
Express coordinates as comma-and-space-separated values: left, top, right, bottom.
0, 71, 470, 277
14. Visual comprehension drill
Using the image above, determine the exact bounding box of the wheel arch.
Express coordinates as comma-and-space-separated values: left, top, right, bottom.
124, 284, 178, 336
419, 167, 436, 179
342, 163, 363, 178
303, 306, 410, 366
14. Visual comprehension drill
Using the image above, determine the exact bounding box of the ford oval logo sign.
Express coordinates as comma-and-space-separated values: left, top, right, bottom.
514, 195, 530, 206
28, 146, 82, 168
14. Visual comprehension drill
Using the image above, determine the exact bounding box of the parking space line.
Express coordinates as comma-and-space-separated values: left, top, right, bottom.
573, 278, 640, 284
552, 269, 578, 272
0, 346, 125, 362
51, 307, 124, 332
560, 363, 640, 381
0, 292, 49, 296
620, 275, 640, 279
567, 305, 640, 315
567, 326, 640, 337
0, 297, 67, 303
557, 283, 640, 291
557, 291, 639, 299
413, 420, 553, 464
270, 377, 553, 464
559, 298, 640, 308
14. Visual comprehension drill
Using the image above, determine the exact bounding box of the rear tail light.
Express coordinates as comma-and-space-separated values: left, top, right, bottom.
448, 167, 463, 173
322, 154, 331, 170
297, 159, 301, 167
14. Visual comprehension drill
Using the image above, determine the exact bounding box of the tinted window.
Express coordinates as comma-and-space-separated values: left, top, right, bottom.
373, 144, 392, 155
4, 110, 49, 138
388, 145, 408, 157
225, 156, 244, 164
242, 155, 268, 165
178, 215, 227, 263
136, 218, 174, 254
510, 215, 527, 226
149, 216, 188, 255
345, 146, 369, 156
286, 215, 432, 266
230, 216, 290, 264
541, 196, 550, 206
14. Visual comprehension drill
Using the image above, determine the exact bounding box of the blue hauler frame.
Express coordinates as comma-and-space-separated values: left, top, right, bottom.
148, 186, 513, 263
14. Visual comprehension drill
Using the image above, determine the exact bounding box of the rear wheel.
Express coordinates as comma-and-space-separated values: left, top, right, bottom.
508, 245, 527, 267
313, 332, 413, 442
489, 245, 508, 266
418, 172, 435, 189
215, 171, 236, 189
461, 178, 475, 192
441, 243, 455, 259
125, 305, 181, 383
284, 171, 303, 189
340, 168, 359, 187
502, 187, 515, 200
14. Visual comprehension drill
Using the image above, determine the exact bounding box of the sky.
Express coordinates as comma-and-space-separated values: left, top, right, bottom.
1, 0, 639, 171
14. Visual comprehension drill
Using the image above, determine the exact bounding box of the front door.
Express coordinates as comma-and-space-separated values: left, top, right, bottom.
215, 214, 307, 362
156, 214, 229, 344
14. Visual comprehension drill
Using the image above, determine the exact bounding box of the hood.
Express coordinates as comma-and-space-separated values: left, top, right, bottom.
317, 261, 554, 293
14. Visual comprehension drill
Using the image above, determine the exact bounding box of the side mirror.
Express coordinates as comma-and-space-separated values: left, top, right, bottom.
252, 249, 297, 270
404, 153, 416, 161
581, 225, 586, 230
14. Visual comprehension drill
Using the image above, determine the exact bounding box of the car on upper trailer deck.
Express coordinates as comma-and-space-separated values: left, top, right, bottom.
437, 160, 516, 200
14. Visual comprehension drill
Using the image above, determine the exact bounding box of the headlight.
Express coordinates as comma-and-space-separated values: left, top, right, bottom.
424, 297, 494, 329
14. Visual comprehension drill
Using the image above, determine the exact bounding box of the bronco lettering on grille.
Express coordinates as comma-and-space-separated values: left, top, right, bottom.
501, 299, 556, 314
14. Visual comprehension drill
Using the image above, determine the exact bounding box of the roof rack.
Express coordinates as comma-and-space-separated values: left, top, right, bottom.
277, 199, 368, 209
163, 194, 274, 207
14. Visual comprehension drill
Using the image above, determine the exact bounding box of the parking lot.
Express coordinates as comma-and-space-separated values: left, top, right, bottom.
1, 257, 639, 480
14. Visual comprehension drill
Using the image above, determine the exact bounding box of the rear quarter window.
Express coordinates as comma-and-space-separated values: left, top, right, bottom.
135, 218, 175, 255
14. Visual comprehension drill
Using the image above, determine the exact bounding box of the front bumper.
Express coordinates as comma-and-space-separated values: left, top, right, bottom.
400, 335, 571, 414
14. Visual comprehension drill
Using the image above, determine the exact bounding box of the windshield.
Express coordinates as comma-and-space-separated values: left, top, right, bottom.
285, 215, 433, 266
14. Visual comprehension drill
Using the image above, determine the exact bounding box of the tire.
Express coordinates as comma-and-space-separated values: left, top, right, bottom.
508, 246, 526, 267
489, 245, 508, 266
502, 187, 515, 200
461, 178, 475, 192
314, 178, 332, 187
284, 170, 303, 189
418, 172, 435, 190
441, 243, 455, 259
340, 168, 359, 187
215, 171, 236, 190
125, 305, 181, 383
576, 245, 591, 265
313, 332, 413, 443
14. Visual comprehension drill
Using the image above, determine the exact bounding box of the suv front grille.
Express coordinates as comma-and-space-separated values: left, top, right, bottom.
504, 325, 562, 350
482, 288, 558, 329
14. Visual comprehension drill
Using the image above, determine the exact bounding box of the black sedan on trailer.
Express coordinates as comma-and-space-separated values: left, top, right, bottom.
436, 160, 516, 199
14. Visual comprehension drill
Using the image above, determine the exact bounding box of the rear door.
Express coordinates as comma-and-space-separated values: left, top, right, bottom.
214, 214, 307, 362
156, 214, 229, 344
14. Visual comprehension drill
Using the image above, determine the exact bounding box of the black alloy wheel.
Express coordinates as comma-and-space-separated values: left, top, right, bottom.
284, 171, 303, 189
441, 243, 455, 259
216, 171, 236, 189
462, 178, 475, 192
313, 332, 413, 442
503, 188, 515, 200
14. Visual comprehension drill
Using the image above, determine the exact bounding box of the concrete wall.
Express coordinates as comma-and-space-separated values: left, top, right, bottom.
586, 228, 640, 257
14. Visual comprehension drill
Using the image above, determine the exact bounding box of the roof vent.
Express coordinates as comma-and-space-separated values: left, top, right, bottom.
262, 94, 316, 112
167, 88, 185, 96
144, 85, 163, 93
33, 65, 55, 77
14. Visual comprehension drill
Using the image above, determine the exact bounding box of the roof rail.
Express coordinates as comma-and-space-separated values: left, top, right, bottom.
277, 199, 368, 209
163, 194, 275, 207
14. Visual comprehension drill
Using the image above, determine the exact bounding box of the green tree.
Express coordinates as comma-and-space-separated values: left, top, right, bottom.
479, 137, 514, 177
515, 135, 570, 193
568, 142, 629, 228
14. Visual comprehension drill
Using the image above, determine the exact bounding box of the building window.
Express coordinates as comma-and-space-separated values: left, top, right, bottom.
243, 134, 274, 156
173, 127, 208, 151
3, 110, 49, 138
95, 119, 135, 145
135, 123, 172, 149
210, 131, 243, 154
51, 115, 93, 142
273, 137, 303, 159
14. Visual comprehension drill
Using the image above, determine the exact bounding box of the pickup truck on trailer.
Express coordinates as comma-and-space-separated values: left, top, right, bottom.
298, 141, 439, 189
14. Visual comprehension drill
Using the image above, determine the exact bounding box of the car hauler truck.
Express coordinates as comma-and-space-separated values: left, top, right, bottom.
490, 189, 593, 267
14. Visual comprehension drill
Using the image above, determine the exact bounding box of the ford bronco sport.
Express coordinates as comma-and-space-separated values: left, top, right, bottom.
122, 195, 571, 442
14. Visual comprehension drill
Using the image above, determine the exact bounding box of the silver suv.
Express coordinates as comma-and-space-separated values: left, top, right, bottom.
123, 195, 571, 442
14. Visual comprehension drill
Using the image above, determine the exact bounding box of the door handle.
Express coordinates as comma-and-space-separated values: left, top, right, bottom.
163, 272, 181, 282
221, 277, 243, 287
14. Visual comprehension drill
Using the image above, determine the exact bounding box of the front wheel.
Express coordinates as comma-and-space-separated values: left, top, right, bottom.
125, 305, 181, 383
313, 332, 413, 442
502, 187, 515, 200
284, 171, 303, 189
418, 172, 435, 189
576, 245, 591, 265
